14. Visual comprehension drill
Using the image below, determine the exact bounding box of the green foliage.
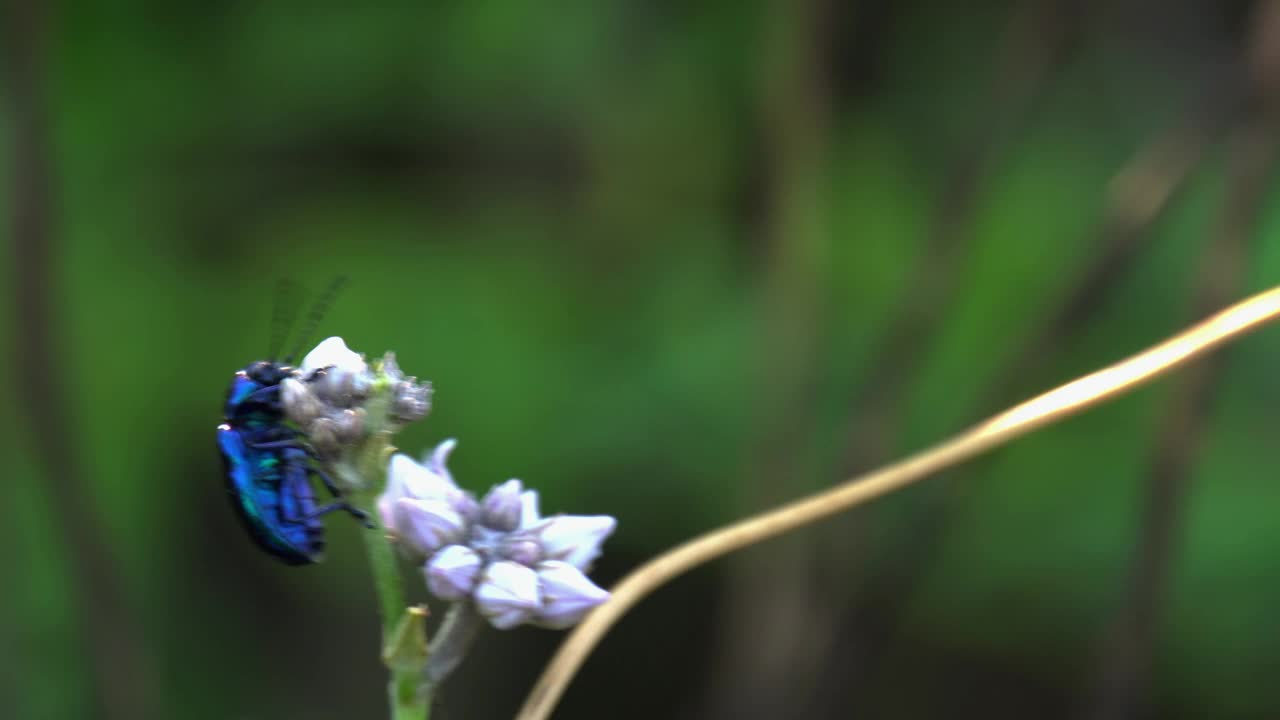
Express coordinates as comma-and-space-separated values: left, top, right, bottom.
7, 2, 1280, 718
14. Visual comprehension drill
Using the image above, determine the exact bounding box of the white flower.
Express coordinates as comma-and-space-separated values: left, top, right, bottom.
474, 561, 541, 630
391, 440, 616, 631
426, 545, 483, 601
533, 561, 610, 629
519, 490, 541, 529
394, 499, 467, 556
379, 442, 474, 529
532, 515, 617, 570
481, 479, 524, 531
300, 336, 367, 376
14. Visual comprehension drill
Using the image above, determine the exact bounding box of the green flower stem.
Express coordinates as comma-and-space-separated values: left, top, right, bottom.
342, 418, 431, 720
336, 363, 441, 720
358, 518, 430, 720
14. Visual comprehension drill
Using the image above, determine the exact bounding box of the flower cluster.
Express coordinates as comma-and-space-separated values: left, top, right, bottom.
282, 337, 432, 458
380, 441, 615, 629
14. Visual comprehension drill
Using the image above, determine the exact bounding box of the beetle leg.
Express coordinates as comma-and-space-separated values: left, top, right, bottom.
306, 467, 375, 528
305, 502, 375, 529
265, 429, 324, 458
290, 439, 324, 460
248, 438, 307, 451
304, 502, 347, 519
346, 504, 376, 529
312, 467, 341, 497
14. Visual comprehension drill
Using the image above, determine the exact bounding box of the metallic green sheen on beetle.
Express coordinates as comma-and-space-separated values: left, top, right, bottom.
218, 359, 368, 564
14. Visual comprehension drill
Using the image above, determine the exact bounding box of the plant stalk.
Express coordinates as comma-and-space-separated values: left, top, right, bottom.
516, 285, 1280, 720
358, 517, 430, 720
425, 603, 484, 688
345, 423, 431, 720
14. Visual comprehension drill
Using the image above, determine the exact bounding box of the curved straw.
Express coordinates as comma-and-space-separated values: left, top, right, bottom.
516, 286, 1280, 720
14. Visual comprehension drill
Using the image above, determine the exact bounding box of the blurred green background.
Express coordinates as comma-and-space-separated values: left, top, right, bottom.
6, 1, 1280, 718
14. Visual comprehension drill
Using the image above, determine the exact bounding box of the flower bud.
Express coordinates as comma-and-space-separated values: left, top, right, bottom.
480, 479, 524, 531
498, 534, 543, 567
281, 377, 323, 427
392, 379, 432, 423
333, 407, 365, 445
449, 491, 480, 522
311, 365, 370, 408
301, 336, 367, 376
533, 515, 617, 570
394, 498, 466, 556
307, 416, 342, 458
474, 561, 541, 630
425, 545, 483, 601
379, 449, 465, 527
533, 560, 610, 629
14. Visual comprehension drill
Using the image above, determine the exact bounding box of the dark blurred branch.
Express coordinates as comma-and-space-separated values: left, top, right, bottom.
699, 0, 833, 716
5, 1, 156, 718
840, 2, 1073, 456
819, 75, 1235, 714
802, 1, 1080, 714
1003, 109, 1229, 378
1086, 123, 1271, 720
1086, 4, 1280, 717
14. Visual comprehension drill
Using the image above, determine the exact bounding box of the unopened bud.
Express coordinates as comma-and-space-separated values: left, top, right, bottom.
308, 416, 341, 457
533, 561, 610, 629
426, 545, 483, 601
481, 479, 524, 531
395, 498, 467, 556
333, 407, 366, 444
392, 379, 432, 424
282, 377, 323, 427
498, 535, 543, 567
474, 561, 541, 630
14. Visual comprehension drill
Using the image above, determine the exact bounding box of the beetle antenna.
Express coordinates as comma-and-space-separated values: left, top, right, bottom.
284, 275, 348, 364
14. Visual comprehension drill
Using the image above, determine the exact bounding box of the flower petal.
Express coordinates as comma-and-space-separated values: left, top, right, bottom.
425, 545, 483, 601
379, 453, 449, 526
534, 515, 617, 570
301, 336, 367, 375
424, 438, 458, 484
474, 561, 541, 630
394, 450, 458, 496
375, 459, 409, 528
518, 490, 541, 529
393, 498, 466, 556
533, 561, 610, 629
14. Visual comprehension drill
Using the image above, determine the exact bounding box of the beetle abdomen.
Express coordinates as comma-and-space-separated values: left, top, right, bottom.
217, 424, 324, 565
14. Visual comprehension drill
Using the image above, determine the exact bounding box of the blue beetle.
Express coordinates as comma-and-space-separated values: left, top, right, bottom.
218, 281, 368, 564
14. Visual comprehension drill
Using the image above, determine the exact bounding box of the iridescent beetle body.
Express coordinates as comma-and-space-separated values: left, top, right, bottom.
218, 360, 333, 565
218, 278, 367, 565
